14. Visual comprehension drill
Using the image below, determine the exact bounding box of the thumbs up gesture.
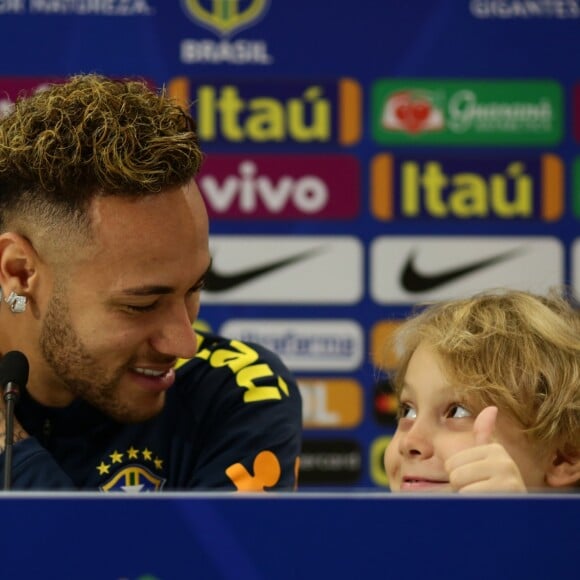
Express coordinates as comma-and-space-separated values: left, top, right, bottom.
444, 406, 527, 493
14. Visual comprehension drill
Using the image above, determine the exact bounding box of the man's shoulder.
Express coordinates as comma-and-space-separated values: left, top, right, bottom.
176, 329, 286, 372
172, 329, 298, 405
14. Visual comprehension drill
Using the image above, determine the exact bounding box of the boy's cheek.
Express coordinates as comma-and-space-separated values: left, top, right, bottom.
383, 443, 393, 473
384, 440, 400, 486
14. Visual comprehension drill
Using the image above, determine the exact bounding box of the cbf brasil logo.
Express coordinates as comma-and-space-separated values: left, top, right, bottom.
182, 0, 271, 37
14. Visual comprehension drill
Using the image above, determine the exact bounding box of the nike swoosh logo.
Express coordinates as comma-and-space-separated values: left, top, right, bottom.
401, 247, 525, 292
205, 247, 323, 292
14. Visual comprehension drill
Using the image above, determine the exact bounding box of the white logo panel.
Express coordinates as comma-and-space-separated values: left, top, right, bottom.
370, 236, 563, 304
219, 319, 364, 371
202, 235, 363, 304
572, 239, 580, 300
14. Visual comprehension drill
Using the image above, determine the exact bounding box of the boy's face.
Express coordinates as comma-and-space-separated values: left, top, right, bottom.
384, 341, 550, 492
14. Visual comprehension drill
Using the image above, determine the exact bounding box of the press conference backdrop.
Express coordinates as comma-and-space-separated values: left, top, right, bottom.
1, 1, 579, 490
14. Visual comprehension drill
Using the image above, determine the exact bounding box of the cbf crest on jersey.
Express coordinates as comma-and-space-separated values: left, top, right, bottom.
100, 465, 166, 492
182, 0, 271, 37
97, 447, 166, 492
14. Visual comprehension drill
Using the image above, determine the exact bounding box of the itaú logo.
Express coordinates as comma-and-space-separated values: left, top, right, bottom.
370, 153, 564, 222
181, 0, 270, 37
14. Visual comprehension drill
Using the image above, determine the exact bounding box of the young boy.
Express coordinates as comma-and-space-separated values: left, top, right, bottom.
384, 289, 580, 493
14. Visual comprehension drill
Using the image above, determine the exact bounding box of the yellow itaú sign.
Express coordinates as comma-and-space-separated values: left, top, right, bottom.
182, 0, 270, 37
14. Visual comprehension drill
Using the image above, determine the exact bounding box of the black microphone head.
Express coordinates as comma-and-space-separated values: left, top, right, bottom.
0, 350, 30, 387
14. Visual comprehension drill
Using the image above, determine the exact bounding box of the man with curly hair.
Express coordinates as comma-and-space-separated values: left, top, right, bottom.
0, 74, 302, 492
383, 289, 580, 493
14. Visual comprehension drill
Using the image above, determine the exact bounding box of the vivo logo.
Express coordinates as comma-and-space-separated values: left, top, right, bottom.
198, 154, 359, 218
202, 159, 326, 213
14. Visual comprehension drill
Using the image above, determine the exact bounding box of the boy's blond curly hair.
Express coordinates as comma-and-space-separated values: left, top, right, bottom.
390, 289, 580, 457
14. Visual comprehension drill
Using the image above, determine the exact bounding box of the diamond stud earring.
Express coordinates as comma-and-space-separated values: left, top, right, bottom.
5, 291, 27, 314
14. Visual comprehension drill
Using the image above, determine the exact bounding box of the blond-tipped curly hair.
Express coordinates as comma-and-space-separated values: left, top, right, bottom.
0, 73, 203, 235
389, 289, 580, 457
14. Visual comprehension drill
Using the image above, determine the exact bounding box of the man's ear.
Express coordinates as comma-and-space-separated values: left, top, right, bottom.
0, 232, 39, 293
545, 450, 580, 488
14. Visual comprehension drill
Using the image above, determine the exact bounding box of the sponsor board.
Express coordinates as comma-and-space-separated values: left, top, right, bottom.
369, 436, 391, 488
167, 77, 361, 146
574, 158, 580, 218
202, 236, 363, 304
370, 320, 404, 370
298, 378, 363, 429
370, 236, 563, 304
0, 1, 154, 15
470, 0, 580, 19
299, 440, 362, 485
180, 38, 273, 65
198, 154, 360, 219
181, 0, 270, 37
370, 153, 564, 221
0, 77, 65, 117
0, 76, 156, 118
571, 239, 580, 300
219, 319, 364, 371
575, 85, 580, 143
370, 323, 401, 426
371, 79, 562, 146
373, 379, 399, 427
180, 0, 273, 65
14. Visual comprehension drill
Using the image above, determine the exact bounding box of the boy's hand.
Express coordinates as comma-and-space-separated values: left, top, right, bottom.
444, 406, 527, 493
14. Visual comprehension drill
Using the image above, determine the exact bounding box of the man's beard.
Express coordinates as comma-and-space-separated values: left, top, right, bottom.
39, 291, 157, 423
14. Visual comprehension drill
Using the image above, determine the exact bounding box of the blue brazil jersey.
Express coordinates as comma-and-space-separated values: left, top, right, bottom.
2, 331, 302, 492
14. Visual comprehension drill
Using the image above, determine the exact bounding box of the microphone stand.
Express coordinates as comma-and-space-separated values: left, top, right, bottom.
3, 381, 20, 490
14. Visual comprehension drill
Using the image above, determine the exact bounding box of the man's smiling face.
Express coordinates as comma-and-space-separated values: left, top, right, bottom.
32, 179, 211, 422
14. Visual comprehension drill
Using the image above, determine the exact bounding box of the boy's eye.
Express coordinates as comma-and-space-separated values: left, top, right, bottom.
398, 403, 417, 420
447, 404, 472, 419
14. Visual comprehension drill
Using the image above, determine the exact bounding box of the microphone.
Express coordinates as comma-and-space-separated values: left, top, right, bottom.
1, 351, 29, 490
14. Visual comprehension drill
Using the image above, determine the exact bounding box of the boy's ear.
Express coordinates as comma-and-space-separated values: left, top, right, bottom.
545, 450, 580, 488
